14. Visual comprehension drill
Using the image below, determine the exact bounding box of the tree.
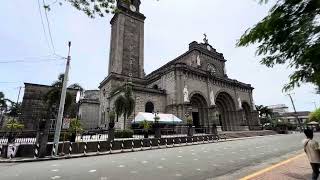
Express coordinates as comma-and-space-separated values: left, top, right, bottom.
44, 73, 83, 118
237, 0, 320, 91
309, 108, 320, 122
114, 84, 135, 129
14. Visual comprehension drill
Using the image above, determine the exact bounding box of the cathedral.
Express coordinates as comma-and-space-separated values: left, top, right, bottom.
98, 0, 260, 131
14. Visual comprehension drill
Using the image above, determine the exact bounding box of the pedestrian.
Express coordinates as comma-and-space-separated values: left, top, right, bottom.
304, 128, 320, 180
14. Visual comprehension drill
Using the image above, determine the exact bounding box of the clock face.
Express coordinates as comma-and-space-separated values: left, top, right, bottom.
130, 5, 137, 12
207, 45, 211, 51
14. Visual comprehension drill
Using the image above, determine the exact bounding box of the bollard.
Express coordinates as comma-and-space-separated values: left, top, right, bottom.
178, 138, 181, 146
207, 136, 209, 143
185, 137, 188, 146
158, 139, 160, 149
97, 141, 101, 153
202, 136, 205, 144
172, 138, 175, 147
191, 137, 194, 144
84, 142, 87, 155
52, 143, 56, 157
0, 144, 2, 156
131, 140, 134, 152
149, 139, 152, 149
69, 142, 72, 156
109, 141, 113, 154
140, 139, 144, 151
121, 141, 124, 153
165, 138, 168, 148
197, 136, 199, 144
34, 143, 39, 159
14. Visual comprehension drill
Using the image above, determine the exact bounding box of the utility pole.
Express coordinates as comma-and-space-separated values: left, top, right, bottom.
53, 41, 71, 156
16, 86, 22, 105
287, 93, 302, 132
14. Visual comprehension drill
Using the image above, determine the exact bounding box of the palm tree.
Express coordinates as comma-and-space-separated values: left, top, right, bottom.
44, 73, 83, 117
114, 84, 135, 129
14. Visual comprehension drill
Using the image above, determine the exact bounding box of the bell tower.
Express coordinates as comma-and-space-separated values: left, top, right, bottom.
108, 0, 145, 79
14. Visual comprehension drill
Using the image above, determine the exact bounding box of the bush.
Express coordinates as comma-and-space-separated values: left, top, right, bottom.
115, 129, 133, 138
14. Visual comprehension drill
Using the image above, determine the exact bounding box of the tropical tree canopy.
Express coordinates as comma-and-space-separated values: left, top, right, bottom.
44, 73, 83, 117
309, 108, 320, 122
114, 84, 135, 129
237, 0, 320, 91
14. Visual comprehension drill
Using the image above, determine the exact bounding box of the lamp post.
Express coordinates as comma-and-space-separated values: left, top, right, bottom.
153, 111, 161, 138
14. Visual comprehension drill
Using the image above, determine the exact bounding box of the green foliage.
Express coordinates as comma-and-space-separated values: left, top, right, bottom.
115, 129, 134, 138
309, 108, 320, 122
68, 118, 84, 135
44, 73, 82, 117
255, 105, 273, 119
114, 84, 135, 129
6, 118, 24, 131
186, 116, 193, 125
141, 120, 151, 131
237, 0, 320, 91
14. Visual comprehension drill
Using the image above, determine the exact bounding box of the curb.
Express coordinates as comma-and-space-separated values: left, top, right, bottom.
0, 133, 282, 163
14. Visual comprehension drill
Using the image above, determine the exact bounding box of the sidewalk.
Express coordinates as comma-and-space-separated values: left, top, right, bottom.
241, 153, 312, 180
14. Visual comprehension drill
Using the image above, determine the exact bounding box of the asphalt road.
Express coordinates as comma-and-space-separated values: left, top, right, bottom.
0, 133, 312, 180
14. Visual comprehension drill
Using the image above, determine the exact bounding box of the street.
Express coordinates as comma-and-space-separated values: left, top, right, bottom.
0, 133, 311, 180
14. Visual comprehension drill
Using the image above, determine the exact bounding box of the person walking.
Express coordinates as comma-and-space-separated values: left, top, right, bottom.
304, 129, 320, 180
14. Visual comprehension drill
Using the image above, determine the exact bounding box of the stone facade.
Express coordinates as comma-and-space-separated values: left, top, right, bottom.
20, 83, 78, 130
99, 0, 259, 131
78, 90, 100, 130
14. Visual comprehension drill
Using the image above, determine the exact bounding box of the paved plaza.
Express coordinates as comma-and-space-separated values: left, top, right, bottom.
0, 133, 313, 180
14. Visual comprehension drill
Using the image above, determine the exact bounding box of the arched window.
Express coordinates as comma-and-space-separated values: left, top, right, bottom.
145, 102, 154, 113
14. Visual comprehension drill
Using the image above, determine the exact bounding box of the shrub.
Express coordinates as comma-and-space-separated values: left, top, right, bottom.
115, 129, 133, 138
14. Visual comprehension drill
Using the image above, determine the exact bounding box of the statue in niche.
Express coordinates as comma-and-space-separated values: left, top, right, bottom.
238, 97, 242, 109
210, 90, 215, 106
196, 55, 201, 66
183, 85, 189, 102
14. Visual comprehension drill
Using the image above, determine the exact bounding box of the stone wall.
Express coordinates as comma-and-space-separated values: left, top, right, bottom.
20, 83, 78, 130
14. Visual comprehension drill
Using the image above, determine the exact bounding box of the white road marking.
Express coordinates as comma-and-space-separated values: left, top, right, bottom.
51, 169, 59, 172
157, 166, 163, 169
178, 156, 182, 158
161, 158, 166, 161
193, 158, 199, 161
197, 168, 201, 171
118, 165, 125, 168
141, 161, 148, 164
175, 174, 182, 177
89, 170, 97, 173
51, 176, 61, 179
130, 171, 138, 174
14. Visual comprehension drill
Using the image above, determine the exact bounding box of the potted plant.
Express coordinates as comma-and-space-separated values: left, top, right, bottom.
108, 111, 116, 129
141, 120, 151, 138
68, 118, 84, 142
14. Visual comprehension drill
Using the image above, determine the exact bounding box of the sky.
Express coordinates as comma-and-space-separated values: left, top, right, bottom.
0, 0, 319, 112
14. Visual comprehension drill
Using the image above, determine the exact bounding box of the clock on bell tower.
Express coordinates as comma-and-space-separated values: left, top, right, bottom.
108, 0, 145, 79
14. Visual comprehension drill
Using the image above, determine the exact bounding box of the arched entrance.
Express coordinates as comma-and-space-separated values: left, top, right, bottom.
190, 93, 208, 128
215, 92, 236, 131
242, 102, 251, 126
145, 102, 154, 113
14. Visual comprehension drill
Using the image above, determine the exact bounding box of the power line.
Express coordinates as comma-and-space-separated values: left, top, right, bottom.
0, 58, 64, 64
37, 0, 52, 52
43, 0, 56, 54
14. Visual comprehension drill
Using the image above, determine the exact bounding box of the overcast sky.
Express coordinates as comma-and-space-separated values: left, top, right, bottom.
0, 0, 319, 112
